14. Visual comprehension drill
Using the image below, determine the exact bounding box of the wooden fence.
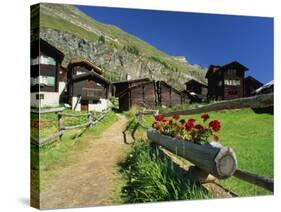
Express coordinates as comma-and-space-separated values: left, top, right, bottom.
133, 93, 274, 193
31, 109, 110, 146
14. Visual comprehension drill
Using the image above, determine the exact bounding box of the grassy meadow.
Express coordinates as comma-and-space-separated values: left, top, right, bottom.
138, 108, 273, 196
31, 105, 273, 202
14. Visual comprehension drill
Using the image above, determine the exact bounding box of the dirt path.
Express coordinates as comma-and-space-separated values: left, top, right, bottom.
40, 114, 129, 209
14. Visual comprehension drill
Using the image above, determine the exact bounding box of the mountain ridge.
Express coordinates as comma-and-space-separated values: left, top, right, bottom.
32, 3, 207, 90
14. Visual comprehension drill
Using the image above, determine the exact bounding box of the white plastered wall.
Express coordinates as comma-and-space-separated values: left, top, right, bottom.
88, 99, 108, 112
30, 82, 66, 108
71, 97, 109, 112
31, 92, 60, 108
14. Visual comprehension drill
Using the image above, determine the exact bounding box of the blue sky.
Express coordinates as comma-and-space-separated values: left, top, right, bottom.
76, 5, 273, 83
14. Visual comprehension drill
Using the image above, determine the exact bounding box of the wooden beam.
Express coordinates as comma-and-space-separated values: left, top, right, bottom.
162, 93, 273, 117
233, 169, 274, 192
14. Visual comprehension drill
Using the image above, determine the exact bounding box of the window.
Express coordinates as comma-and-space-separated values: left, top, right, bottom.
30, 76, 56, 86
40, 55, 56, 65
224, 80, 240, 86
47, 76, 55, 86
228, 69, 237, 76
36, 94, 44, 100
234, 80, 240, 86
224, 80, 229, 85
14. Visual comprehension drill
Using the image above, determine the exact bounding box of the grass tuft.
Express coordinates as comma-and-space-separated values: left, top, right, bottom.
119, 141, 211, 203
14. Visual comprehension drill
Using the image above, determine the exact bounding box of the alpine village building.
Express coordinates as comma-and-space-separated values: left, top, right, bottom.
244, 76, 263, 97
67, 58, 111, 112
113, 79, 190, 111
184, 79, 208, 102
31, 39, 111, 112
31, 38, 65, 107
31, 39, 265, 111
206, 61, 249, 100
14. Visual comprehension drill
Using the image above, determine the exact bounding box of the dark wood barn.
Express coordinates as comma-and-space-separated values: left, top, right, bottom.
180, 90, 191, 104
185, 79, 208, 95
118, 81, 157, 111
185, 79, 208, 102
112, 78, 150, 97
244, 76, 263, 97
156, 81, 183, 107
206, 61, 248, 100
67, 58, 111, 111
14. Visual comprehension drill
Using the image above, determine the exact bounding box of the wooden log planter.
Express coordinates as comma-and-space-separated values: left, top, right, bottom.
147, 128, 238, 179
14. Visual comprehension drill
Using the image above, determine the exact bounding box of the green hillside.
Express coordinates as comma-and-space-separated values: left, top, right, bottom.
31, 3, 207, 87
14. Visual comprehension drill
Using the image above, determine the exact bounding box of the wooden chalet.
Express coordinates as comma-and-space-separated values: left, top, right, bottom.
31, 38, 64, 107
67, 58, 111, 112
112, 78, 151, 97
206, 61, 248, 100
118, 81, 157, 111
244, 76, 263, 97
156, 81, 183, 107
185, 79, 207, 95
184, 79, 208, 101
117, 79, 190, 111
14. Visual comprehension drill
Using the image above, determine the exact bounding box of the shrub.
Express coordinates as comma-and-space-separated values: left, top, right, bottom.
98, 35, 105, 43
124, 45, 140, 55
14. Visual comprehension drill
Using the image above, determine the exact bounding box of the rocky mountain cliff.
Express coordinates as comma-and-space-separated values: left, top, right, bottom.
31, 3, 207, 90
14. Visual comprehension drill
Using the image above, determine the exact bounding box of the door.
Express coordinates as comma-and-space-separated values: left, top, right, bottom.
81, 99, 89, 111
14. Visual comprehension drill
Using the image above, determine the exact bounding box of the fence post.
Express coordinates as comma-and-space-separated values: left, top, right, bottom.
58, 112, 63, 140
88, 113, 93, 127
138, 107, 145, 125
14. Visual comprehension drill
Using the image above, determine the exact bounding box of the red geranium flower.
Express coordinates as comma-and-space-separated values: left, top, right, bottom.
152, 122, 158, 129
185, 120, 195, 131
195, 124, 204, 132
213, 135, 220, 141
162, 118, 168, 122
209, 120, 221, 132
172, 114, 180, 120
201, 113, 210, 122
188, 118, 196, 123
168, 119, 173, 125
155, 114, 165, 122
179, 119, 186, 125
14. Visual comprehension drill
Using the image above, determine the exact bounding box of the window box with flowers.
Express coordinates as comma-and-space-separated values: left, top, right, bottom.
147, 113, 237, 179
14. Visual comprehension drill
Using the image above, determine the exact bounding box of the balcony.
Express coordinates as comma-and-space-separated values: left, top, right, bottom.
81, 88, 106, 100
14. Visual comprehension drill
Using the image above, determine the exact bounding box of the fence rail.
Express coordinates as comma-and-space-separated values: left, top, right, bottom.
31, 109, 110, 146
162, 93, 273, 117
133, 93, 274, 193
31, 107, 65, 114
234, 169, 273, 192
